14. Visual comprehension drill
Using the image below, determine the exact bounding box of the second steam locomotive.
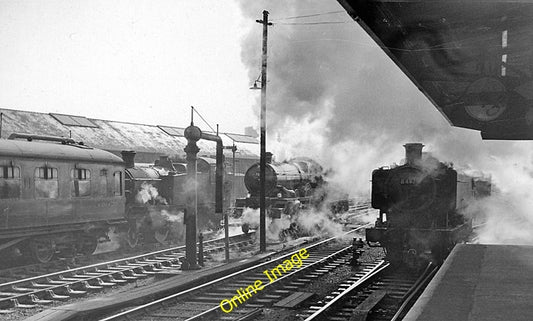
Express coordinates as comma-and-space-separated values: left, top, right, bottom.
367, 143, 490, 267
235, 154, 348, 235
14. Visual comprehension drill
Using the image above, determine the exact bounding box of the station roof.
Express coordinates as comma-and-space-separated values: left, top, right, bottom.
338, 0, 533, 140
0, 108, 259, 162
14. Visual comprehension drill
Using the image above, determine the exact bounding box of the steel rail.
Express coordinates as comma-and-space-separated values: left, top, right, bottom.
99, 225, 369, 321
0, 232, 254, 309
1, 233, 250, 288
303, 259, 390, 321
390, 263, 440, 321
184, 245, 353, 321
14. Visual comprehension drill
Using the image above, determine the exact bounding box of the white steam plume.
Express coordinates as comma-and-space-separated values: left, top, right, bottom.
136, 182, 168, 205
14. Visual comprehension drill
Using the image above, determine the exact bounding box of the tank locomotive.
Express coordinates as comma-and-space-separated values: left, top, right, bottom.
123, 152, 227, 247
367, 143, 490, 266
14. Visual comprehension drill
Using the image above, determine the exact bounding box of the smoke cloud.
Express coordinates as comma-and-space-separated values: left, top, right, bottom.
136, 182, 168, 205
237, 1, 533, 244
237, 1, 451, 197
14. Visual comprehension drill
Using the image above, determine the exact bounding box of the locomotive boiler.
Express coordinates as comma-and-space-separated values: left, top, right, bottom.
367, 143, 490, 267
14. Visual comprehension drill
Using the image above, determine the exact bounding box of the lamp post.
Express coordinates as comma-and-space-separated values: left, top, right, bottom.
255, 10, 272, 253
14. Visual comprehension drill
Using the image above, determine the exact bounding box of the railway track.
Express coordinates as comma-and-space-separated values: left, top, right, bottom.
0, 232, 255, 312
300, 261, 439, 321
98, 227, 369, 321
0, 229, 224, 278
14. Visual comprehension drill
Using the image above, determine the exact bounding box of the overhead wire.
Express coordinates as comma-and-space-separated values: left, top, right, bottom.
270, 10, 350, 26
271, 10, 345, 21
192, 106, 217, 134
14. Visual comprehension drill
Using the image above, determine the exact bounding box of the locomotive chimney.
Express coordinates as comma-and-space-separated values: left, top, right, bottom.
121, 150, 136, 168
404, 143, 424, 164
265, 152, 273, 164
158, 156, 174, 170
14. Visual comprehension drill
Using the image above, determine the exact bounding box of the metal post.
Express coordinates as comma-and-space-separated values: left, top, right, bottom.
198, 233, 204, 267
257, 10, 271, 253
231, 144, 236, 205
183, 122, 202, 270
223, 144, 237, 263
224, 210, 230, 263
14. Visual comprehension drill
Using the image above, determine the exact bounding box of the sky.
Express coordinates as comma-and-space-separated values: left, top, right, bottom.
0, 0, 257, 134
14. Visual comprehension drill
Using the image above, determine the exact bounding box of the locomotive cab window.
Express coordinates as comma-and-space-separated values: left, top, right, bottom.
35, 167, 59, 199
113, 171, 123, 196
71, 168, 91, 197
0, 165, 21, 199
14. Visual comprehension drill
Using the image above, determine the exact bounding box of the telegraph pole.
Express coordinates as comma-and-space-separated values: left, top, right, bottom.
256, 10, 272, 253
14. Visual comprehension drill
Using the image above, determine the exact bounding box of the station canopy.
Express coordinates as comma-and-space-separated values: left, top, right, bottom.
338, 0, 533, 139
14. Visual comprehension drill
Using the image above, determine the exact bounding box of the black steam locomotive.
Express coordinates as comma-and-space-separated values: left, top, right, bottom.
234, 154, 347, 235
122, 151, 230, 247
367, 143, 490, 267
0, 134, 231, 263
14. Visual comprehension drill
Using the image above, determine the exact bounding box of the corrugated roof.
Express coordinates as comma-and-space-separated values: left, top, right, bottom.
224, 133, 258, 144
0, 108, 258, 160
50, 113, 99, 128
158, 125, 185, 137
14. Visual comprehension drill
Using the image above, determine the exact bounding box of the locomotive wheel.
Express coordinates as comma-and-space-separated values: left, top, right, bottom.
126, 226, 139, 248
77, 236, 98, 255
29, 239, 55, 263
154, 228, 169, 244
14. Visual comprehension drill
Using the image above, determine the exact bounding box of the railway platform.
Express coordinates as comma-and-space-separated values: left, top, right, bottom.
404, 243, 533, 321
25, 251, 275, 321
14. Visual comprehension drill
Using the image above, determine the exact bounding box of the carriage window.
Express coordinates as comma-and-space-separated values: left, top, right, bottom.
0, 166, 20, 199
71, 168, 91, 197
0, 166, 19, 179
97, 169, 108, 196
113, 171, 123, 196
35, 167, 58, 198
